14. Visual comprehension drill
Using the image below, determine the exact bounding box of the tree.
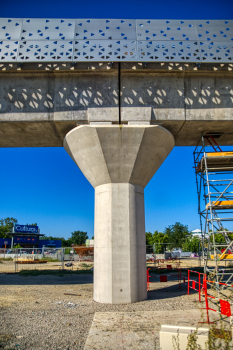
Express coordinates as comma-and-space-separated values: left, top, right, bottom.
145, 230, 168, 253
182, 236, 200, 252
146, 232, 153, 245
164, 222, 190, 249
0, 217, 18, 238
70, 231, 88, 246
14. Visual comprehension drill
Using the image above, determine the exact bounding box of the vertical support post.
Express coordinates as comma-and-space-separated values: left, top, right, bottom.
204, 275, 210, 324
188, 269, 190, 295
15, 248, 17, 273
64, 124, 174, 304
178, 268, 181, 290
62, 248, 64, 270
199, 273, 201, 302
147, 268, 150, 292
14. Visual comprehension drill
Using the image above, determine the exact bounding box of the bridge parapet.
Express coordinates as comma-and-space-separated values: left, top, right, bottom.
0, 18, 232, 63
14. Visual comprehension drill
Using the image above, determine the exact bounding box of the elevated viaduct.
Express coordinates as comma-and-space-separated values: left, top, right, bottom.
1, 18, 233, 304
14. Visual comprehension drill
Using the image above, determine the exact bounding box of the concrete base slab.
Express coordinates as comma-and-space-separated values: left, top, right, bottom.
84, 310, 207, 350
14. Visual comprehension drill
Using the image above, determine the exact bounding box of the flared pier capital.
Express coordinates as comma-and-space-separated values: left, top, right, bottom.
64, 124, 174, 189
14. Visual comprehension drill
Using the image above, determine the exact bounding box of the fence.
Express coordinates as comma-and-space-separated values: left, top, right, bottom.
186, 269, 232, 324
147, 264, 233, 324
147, 266, 182, 291
0, 247, 94, 273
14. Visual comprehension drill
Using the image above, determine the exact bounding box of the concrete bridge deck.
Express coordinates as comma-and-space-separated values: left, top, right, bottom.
0, 61, 232, 147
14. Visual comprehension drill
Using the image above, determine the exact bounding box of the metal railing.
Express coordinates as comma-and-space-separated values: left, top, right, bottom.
0, 247, 94, 273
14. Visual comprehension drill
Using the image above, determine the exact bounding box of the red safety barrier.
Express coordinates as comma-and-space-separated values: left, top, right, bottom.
220, 299, 231, 317
185, 269, 232, 324
147, 268, 150, 291
147, 266, 182, 291
160, 275, 167, 282
187, 269, 204, 303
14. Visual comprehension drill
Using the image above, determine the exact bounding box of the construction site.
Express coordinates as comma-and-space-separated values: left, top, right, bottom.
1, 15, 233, 349
1, 135, 233, 348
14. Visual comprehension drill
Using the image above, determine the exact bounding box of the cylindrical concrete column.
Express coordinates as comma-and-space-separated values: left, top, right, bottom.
94, 183, 146, 304
64, 125, 174, 304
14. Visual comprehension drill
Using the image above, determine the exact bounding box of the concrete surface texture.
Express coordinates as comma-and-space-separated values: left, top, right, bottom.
64, 125, 174, 303
84, 310, 207, 349
160, 325, 209, 350
0, 62, 233, 147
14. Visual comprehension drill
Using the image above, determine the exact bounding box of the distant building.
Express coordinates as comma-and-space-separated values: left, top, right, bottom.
2, 224, 61, 249
191, 229, 209, 238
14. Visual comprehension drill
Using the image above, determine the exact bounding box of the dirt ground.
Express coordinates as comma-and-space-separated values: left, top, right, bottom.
0, 260, 232, 350
0, 273, 197, 349
0, 261, 94, 274
0, 271, 225, 350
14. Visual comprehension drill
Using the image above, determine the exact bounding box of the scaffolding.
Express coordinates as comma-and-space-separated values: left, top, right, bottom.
194, 134, 233, 287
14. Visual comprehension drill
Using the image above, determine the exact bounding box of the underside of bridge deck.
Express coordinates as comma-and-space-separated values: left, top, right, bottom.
0, 62, 232, 147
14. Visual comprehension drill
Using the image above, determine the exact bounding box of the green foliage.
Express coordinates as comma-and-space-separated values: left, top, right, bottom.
39, 258, 60, 262
62, 238, 73, 247
164, 222, 190, 249
64, 247, 73, 254
70, 230, 88, 246
145, 232, 153, 245
19, 269, 93, 276
146, 230, 168, 253
0, 217, 17, 238
40, 235, 61, 240
182, 236, 200, 252
210, 233, 226, 244
145, 222, 204, 253
14, 244, 21, 248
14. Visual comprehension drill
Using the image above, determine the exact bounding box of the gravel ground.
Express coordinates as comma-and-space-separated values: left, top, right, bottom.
0, 273, 202, 350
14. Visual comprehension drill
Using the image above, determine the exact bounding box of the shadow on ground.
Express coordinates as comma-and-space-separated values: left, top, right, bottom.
148, 282, 198, 300
0, 273, 93, 286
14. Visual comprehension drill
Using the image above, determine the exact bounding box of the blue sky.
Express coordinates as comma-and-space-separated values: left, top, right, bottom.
0, 0, 233, 239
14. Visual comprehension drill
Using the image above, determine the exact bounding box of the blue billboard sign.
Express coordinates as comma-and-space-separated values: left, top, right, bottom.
15, 236, 38, 243
14, 224, 39, 234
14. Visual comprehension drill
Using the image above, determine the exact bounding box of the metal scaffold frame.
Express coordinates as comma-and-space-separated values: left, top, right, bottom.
194, 133, 233, 288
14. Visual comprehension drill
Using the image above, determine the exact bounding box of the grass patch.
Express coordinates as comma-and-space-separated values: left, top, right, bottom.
19, 269, 93, 277
39, 258, 60, 262
0, 257, 13, 261
81, 263, 93, 268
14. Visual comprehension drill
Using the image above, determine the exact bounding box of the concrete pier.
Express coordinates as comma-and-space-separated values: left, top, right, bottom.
64, 125, 174, 303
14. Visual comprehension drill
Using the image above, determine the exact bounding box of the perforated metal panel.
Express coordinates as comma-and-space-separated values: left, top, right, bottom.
138, 40, 201, 62
0, 18, 22, 40
0, 18, 232, 63
200, 41, 233, 62
18, 40, 73, 62
0, 40, 19, 61
136, 20, 199, 41
74, 40, 137, 61
196, 20, 233, 42
75, 19, 136, 40
21, 19, 75, 41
